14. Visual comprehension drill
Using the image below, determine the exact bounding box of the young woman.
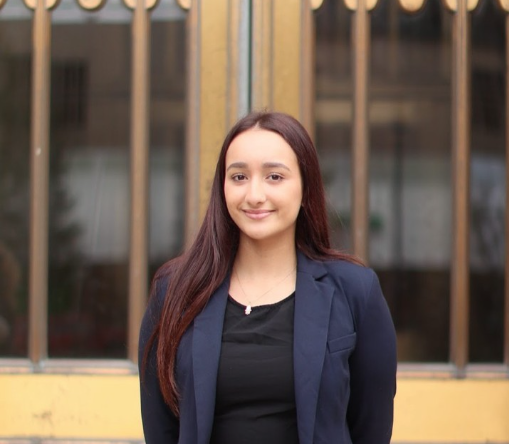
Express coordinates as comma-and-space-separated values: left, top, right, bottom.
139, 111, 397, 444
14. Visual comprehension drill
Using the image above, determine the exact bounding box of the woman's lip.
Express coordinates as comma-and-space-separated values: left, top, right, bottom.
242, 210, 273, 220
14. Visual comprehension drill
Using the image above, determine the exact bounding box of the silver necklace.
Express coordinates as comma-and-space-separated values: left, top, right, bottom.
234, 266, 296, 315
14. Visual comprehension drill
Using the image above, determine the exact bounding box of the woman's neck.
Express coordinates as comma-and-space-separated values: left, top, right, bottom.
233, 238, 297, 278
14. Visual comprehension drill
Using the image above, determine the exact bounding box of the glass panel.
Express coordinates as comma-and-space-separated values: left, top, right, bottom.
369, 0, 452, 362
149, 7, 186, 278
469, 0, 505, 363
316, 0, 453, 362
0, 7, 31, 357
48, 0, 132, 358
314, 0, 353, 251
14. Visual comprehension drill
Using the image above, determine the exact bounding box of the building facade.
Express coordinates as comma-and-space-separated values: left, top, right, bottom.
0, 0, 508, 441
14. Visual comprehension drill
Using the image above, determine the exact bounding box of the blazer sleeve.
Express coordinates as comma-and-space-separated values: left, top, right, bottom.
346, 271, 397, 444
138, 278, 180, 443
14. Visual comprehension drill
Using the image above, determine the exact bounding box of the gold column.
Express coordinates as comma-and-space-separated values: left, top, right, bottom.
449, 0, 471, 374
345, 0, 378, 262
124, 0, 153, 363
27, 0, 53, 364
183, 0, 248, 238
251, 0, 314, 130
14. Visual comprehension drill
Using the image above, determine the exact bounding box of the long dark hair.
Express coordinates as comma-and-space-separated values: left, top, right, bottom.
145, 111, 359, 415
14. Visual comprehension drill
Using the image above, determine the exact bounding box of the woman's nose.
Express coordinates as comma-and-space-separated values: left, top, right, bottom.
245, 179, 266, 204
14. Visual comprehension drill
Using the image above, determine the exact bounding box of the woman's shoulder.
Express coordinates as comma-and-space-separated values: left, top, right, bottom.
320, 258, 381, 306
323, 258, 375, 282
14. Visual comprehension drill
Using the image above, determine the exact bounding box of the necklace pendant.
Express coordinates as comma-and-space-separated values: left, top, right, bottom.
245, 305, 252, 315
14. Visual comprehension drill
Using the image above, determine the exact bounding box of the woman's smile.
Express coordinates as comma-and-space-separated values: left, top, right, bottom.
242, 209, 274, 220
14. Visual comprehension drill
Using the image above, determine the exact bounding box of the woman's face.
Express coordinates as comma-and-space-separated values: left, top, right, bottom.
224, 128, 303, 246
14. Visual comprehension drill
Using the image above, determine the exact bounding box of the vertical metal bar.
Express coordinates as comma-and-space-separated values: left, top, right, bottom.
301, 0, 314, 136
128, 0, 150, 363
28, 0, 51, 364
450, 0, 470, 374
251, 0, 273, 111
227, 0, 250, 126
505, 15, 509, 367
185, 1, 201, 246
351, 0, 370, 262
227, 0, 240, 127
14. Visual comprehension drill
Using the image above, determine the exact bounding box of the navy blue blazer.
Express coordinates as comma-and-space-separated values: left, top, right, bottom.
139, 252, 397, 444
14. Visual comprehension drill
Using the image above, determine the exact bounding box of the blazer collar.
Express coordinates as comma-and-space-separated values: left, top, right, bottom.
192, 276, 230, 444
191, 253, 334, 444
294, 252, 334, 444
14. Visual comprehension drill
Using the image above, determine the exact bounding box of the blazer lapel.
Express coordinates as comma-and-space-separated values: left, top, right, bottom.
294, 254, 334, 444
192, 277, 229, 444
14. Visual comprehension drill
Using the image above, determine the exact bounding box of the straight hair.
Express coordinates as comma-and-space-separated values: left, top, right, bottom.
144, 111, 360, 415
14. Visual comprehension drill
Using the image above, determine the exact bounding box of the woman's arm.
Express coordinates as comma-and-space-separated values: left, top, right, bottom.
347, 271, 397, 444
138, 280, 180, 443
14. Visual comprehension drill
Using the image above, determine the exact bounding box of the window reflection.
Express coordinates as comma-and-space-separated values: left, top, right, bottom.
149, 17, 186, 276
0, 14, 31, 357
45, 0, 185, 358
469, 0, 505, 363
315, 0, 453, 362
49, 4, 131, 358
370, 0, 452, 362
314, 0, 353, 251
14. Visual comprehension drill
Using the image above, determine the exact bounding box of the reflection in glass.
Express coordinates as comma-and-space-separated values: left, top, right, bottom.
49, 3, 132, 358
370, 0, 452, 362
45, 0, 186, 358
315, 0, 453, 362
149, 13, 186, 277
314, 0, 353, 251
0, 13, 31, 357
469, 0, 505, 363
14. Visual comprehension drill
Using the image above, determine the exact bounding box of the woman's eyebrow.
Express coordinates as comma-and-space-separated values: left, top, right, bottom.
226, 161, 291, 171
262, 162, 290, 171
226, 162, 248, 171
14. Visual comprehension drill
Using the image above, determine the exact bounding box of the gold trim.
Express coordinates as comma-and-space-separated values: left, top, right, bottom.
310, 0, 325, 9
23, 0, 60, 10
399, 0, 426, 13
76, 0, 107, 11
442, 0, 479, 11
344, 0, 378, 11
177, 0, 191, 10
498, 0, 509, 11
122, 0, 159, 11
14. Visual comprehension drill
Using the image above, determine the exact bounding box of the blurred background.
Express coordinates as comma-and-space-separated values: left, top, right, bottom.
0, 0, 507, 441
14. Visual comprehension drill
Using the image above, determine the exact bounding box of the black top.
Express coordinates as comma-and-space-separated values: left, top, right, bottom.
210, 293, 299, 444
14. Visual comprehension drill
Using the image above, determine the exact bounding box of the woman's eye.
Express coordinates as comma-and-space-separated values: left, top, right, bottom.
232, 174, 247, 181
268, 174, 283, 181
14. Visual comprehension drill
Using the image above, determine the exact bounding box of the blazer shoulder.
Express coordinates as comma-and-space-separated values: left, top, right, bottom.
322, 259, 381, 316
323, 259, 376, 290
